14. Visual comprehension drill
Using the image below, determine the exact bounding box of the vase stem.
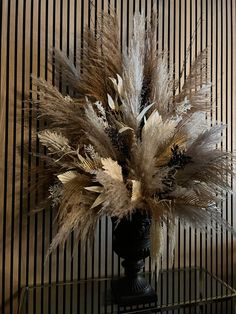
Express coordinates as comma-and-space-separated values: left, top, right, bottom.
111, 212, 157, 306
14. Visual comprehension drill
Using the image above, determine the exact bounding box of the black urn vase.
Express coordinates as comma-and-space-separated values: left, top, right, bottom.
111, 211, 157, 306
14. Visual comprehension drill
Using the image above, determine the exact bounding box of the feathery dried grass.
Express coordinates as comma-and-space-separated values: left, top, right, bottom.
21, 12, 236, 269
51, 14, 122, 105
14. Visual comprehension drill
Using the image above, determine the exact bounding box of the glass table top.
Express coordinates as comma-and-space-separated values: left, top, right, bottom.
18, 267, 236, 314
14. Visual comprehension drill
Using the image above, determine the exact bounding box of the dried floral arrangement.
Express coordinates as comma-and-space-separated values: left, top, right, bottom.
28, 12, 235, 269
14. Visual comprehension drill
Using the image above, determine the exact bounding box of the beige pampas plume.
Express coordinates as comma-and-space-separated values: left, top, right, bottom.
150, 217, 164, 278
151, 54, 173, 117
51, 13, 122, 105
174, 49, 212, 114
122, 13, 146, 128
139, 110, 177, 193
22, 11, 235, 270
38, 130, 70, 153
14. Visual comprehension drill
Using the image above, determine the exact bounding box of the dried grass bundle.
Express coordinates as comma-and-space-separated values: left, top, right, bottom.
26, 12, 235, 270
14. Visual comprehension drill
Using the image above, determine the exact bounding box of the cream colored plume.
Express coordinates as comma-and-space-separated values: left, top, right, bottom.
150, 217, 164, 278
140, 110, 177, 191
151, 54, 173, 116
122, 13, 146, 127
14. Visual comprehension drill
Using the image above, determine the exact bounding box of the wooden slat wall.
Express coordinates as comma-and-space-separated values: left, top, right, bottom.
0, 1, 235, 313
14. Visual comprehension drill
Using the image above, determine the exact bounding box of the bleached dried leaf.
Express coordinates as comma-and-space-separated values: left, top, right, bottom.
58, 171, 77, 184
107, 94, 116, 110
117, 74, 123, 94
137, 102, 155, 122
131, 180, 141, 202
91, 193, 106, 209
84, 186, 104, 193
109, 77, 117, 87
109, 74, 123, 95
118, 126, 133, 133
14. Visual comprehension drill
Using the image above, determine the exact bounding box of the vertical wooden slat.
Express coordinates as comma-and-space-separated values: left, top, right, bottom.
230, 0, 236, 304
1, 1, 11, 313
17, 0, 26, 308
10, 0, 19, 312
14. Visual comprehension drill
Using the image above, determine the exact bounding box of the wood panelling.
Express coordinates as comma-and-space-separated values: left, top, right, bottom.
0, 1, 235, 313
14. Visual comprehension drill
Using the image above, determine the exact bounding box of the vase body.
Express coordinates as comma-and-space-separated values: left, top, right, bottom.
111, 211, 157, 306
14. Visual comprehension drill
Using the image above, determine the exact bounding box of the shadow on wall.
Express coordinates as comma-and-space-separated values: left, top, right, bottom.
1, 210, 236, 313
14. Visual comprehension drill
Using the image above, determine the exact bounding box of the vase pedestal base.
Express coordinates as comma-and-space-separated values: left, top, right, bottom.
111, 275, 157, 306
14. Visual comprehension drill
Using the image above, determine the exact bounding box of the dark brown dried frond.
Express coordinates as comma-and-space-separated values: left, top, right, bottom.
51, 14, 122, 105
176, 151, 232, 191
